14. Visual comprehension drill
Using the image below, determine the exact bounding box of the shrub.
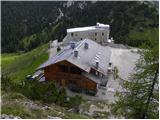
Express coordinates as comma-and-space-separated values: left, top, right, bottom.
66, 95, 83, 109
2, 75, 83, 108
1, 75, 19, 92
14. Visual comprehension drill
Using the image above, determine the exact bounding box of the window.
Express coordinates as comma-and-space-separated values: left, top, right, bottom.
70, 66, 81, 74
71, 33, 74, 37
81, 38, 83, 40
95, 33, 97, 36
95, 38, 97, 41
59, 65, 68, 73
102, 33, 104, 36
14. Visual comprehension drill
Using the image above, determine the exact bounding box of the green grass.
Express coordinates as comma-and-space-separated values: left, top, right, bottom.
1, 44, 49, 83
1, 53, 20, 67
2, 103, 32, 118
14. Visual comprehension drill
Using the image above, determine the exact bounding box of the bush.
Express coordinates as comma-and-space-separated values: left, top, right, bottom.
2, 75, 83, 108
1, 75, 19, 92
66, 95, 83, 109
21, 80, 66, 104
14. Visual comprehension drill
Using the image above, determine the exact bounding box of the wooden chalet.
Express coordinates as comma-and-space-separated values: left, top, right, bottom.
37, 39, 111, 95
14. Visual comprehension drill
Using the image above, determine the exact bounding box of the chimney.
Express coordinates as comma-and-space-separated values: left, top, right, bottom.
84, 42, 89, 49
74, 49, 78, 57
96, 22, 100, 27
108, 62, 112, 73
95, 60, 99, 69
70, 42, 75, 49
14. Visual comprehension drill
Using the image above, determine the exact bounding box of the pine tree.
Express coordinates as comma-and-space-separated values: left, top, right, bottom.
112, 29, 159, 119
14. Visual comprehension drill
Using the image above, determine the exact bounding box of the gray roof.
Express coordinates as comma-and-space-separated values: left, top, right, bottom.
37, 41, 82, 70
37, 39, 111, 75
82, 72, 108, 84
67, 23, 110, 33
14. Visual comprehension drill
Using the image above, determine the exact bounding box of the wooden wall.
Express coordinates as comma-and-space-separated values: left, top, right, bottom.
44, 60, 97, 91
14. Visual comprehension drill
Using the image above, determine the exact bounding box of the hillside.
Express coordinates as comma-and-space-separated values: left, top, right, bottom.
1, 44, 49, 83
1, 1, 159, 119
2, 1, 158, 52
1, 91, 91, 119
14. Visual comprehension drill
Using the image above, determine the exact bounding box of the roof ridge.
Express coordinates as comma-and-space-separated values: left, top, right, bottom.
74, 39, 86, 50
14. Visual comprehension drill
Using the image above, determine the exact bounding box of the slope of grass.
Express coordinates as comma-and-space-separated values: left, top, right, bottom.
1, 53, 20, 67
1, 43, 49, 83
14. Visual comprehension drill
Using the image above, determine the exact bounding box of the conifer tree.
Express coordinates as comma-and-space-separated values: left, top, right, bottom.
112, 29, 159, 119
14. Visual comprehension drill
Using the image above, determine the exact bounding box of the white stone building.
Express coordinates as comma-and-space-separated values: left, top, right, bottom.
63, 22, 113, 45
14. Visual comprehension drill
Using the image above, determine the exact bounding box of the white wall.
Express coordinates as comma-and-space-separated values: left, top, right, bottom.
63, 28, 110, 45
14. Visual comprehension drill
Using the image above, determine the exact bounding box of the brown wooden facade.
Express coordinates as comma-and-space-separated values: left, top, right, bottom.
44, 60, 97, 92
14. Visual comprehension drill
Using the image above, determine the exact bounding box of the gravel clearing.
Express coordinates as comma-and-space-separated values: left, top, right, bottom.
110, 47, 140, 80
